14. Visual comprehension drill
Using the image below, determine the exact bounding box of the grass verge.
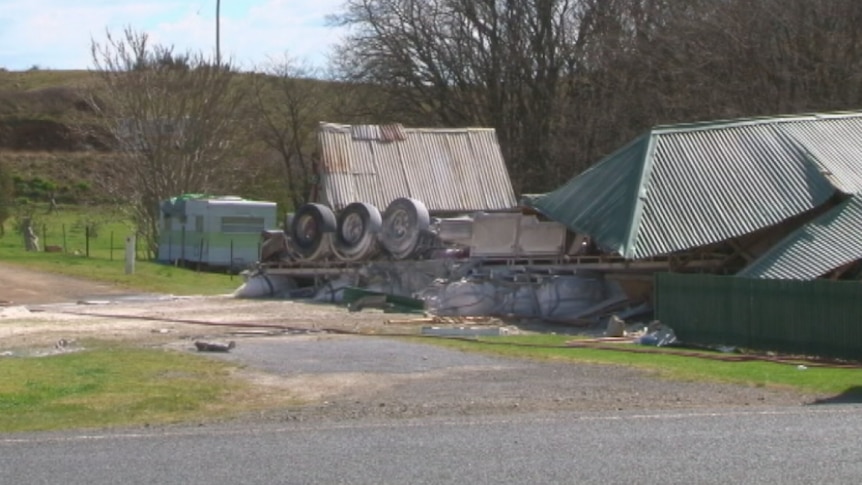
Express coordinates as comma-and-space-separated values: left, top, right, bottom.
0, 253, 240, 295
417, 334, 862, 396
0, 343, 293, 433
0, 204, 241, 295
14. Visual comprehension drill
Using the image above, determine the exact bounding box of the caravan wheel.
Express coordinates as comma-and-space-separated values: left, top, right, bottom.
333, 202, 383, 261
379, 198, 431, 260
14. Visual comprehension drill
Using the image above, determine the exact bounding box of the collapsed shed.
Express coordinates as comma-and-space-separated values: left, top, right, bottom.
528, 111, 862, 279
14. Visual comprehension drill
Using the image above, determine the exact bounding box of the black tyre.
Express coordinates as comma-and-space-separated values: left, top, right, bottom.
379, 198, 431, 260
291, 203, 336, 260
333, 202, 383, 261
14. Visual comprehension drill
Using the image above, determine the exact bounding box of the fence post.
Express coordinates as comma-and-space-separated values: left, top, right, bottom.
125, 234, 135, 274
62, 224, 67, 253
42, 224, 46, 249
230, 239, 234, 279
110, 231, 114, 261
85, 226, 90, 258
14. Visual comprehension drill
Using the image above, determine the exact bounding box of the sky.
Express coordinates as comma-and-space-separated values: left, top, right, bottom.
0, 0, 349, 71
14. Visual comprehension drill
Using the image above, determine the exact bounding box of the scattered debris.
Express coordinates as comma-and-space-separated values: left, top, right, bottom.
50, 338, 81, 355
343, 287, 425, 314
76, 299, 111, 305
0, 306, 32, 318
421, 326, 510, 337
228, 330, 281, 336
194, 340, 236, 352
234, 274, 296, 298
347, 294, 390, 312
385, 315, 502, 325
604, 315, 626, 337
421, 274, 628, 321
634, 321, 677, 347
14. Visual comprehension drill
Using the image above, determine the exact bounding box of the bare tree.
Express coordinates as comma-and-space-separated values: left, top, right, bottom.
86, 28, 247, 257
249, 56, 327, 209
331, 0, 583, 193
332, 0, 862, 191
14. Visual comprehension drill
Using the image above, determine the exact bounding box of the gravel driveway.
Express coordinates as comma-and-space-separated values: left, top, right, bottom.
0, 263, 820, 424
204, 334, 815, 423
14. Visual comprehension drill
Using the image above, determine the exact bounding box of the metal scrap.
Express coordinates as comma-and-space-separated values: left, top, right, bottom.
194, 340, 236, 352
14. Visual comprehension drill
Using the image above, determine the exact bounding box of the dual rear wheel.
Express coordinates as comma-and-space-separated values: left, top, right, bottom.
290, 198, 431, 262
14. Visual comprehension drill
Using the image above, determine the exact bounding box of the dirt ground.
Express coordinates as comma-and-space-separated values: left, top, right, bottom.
0, 263, 823, 423
0, 262, 129, 305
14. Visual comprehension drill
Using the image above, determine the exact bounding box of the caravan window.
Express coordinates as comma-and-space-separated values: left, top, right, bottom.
221, 216, 265, 233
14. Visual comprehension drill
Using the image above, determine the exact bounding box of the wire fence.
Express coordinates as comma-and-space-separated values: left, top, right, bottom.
32, 222, 150, 261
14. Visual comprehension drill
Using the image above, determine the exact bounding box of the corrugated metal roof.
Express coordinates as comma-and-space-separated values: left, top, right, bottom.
529, 135, 649, 256
317, 123, 517, 213
738, 195, 862, 280
530, 111, 862, 259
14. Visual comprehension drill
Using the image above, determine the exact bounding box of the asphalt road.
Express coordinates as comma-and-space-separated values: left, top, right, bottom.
2, 405, 860, 484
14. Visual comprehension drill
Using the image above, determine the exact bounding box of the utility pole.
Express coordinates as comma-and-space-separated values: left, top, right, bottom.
216, 0, 221, 65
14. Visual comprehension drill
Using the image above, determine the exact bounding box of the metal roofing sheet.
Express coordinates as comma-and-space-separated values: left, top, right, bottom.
778, 117, 862, 193
317, 123, 517, 212
530, 111, 862, 259
532, 136, 649, 255
635, 124, 835, 258
738, 195, 862, 280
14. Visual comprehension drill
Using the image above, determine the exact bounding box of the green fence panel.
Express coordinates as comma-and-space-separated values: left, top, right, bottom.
655, 273, 862, 360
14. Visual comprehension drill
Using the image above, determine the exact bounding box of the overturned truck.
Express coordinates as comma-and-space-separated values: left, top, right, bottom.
244, 122, 695, 323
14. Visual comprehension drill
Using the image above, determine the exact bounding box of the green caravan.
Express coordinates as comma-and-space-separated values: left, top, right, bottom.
158, 195, 277, 271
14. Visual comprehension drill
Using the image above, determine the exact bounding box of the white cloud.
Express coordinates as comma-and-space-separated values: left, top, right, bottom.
0, 0, 348, 71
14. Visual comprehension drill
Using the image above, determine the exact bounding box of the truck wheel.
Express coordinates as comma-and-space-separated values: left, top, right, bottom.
379, 198, 430, 260
333, 202, 383, 261
291, 203, 336, 260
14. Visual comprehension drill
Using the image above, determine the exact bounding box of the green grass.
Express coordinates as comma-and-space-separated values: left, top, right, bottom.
0, 69, 94, 91
0, 345, 263, 433
419, 334, 862, 396
0, 204, 240, 295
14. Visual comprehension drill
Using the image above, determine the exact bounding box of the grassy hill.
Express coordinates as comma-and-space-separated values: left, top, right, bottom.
0, 69, 280, 207
0, 69, 116, 206
0, 68, 410, 211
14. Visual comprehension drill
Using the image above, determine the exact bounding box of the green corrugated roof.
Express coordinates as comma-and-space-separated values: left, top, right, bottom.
532, 135, 650, 256
530, 111, 862, 259
737, 194, 862, 280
